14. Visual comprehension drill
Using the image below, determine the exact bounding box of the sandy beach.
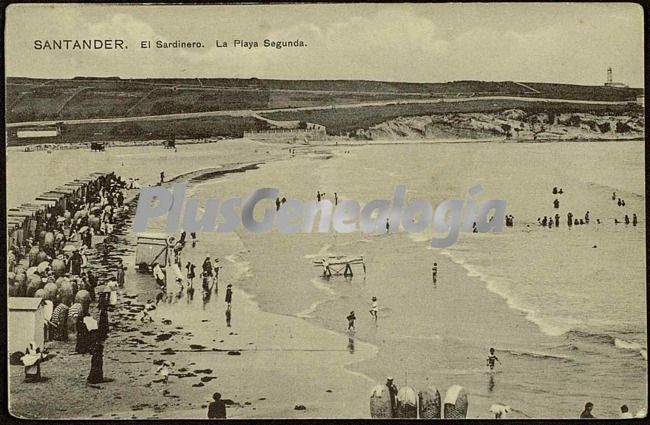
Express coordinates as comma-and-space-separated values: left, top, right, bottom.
9, 140, 380, 419
8, 137, 647, 419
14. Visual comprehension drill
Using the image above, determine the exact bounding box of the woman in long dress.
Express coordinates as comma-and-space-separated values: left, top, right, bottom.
98, 292, 109, 340
87, 336, 104, 384
107, 279, 118, 307
75, 313, 90, 354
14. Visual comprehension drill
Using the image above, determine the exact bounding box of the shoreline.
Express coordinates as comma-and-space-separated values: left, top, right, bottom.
8, 140, 646, 419
9, 156, 381, 419
7, 131, 644, 152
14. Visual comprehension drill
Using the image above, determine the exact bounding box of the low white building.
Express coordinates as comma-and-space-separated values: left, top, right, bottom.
16, 126, 61, 139
9, 297, 45, 354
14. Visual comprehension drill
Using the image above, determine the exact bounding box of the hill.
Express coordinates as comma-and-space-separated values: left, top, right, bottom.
6, 77, 642, 123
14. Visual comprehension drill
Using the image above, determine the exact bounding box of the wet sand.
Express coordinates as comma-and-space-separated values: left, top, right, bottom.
8, 140, 378, 419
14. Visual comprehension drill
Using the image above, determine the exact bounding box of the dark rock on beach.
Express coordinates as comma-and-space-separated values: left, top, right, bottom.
155, 333, 173, 341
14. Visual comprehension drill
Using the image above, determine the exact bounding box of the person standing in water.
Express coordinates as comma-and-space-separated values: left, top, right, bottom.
225, 308, 232, 327
186, 261, 196, 286
347, 311, 356, 331
213, 258, 221, 294
334, 192, 338, 206
486, 348, 502, 371
633, 214, 638, 226
386, 218, 390, 233
432, 262, 438, 285
369, 297, 378, 322
225, 284, 233, 311
201, 272, 211, 303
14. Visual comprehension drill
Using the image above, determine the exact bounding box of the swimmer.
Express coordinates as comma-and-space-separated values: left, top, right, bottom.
486, 348, 502, 371
347, 311, 356, 331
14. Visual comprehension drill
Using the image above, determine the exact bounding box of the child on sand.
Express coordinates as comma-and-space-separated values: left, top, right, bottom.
141, 301, 155, 323
156, 361, 171, 384
369, 297, 378, 322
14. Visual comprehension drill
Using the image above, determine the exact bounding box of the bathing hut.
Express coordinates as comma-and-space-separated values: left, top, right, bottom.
36, 192, 66, 213
135, 233, 170, 271
8, 297, 45, 355
8, 208, 37, 244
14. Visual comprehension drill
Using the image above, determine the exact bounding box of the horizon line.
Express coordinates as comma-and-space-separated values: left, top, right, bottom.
5, 75, 644, 89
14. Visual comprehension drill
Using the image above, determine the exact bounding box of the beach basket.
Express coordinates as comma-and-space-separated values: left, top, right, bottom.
396, 386, 417, 418
418, 385, 441, 419
443, 385, 468, 419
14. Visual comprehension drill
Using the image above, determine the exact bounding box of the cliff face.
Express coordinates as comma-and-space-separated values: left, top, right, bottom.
354, 109, 644, 141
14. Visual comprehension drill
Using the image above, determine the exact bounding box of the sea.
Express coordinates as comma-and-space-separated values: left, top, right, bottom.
178, 140, 646, 418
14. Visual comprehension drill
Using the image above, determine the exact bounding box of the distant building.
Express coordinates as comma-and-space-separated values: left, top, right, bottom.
244, 127, 327, 142
244, 122, 326, 142
636, 95, 644, 107
16, 125, 61, 139
604, 67, 628, 88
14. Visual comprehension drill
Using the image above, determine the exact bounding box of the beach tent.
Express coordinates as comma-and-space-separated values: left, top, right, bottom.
136, 233, 170, 270
8, 297, 45, 354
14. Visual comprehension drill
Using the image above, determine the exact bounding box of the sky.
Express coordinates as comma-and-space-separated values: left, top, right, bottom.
4, 3, 645, 86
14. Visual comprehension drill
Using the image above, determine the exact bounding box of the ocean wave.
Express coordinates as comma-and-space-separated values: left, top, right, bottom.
224, 253, 254, 280
440, 250, 576, 337
401, 334, 443, 342
296, 297, 332, 319
502, 348, 575, 363
614, 338, 648, 360
310, 277, 338, 297
566, 330, 647, 359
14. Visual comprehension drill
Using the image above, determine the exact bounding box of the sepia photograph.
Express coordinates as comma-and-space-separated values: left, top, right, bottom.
4, 2, 646, 420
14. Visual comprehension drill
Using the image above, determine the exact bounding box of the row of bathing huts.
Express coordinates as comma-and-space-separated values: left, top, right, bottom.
7, 172, 112, 249
7, 172, 117, 355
